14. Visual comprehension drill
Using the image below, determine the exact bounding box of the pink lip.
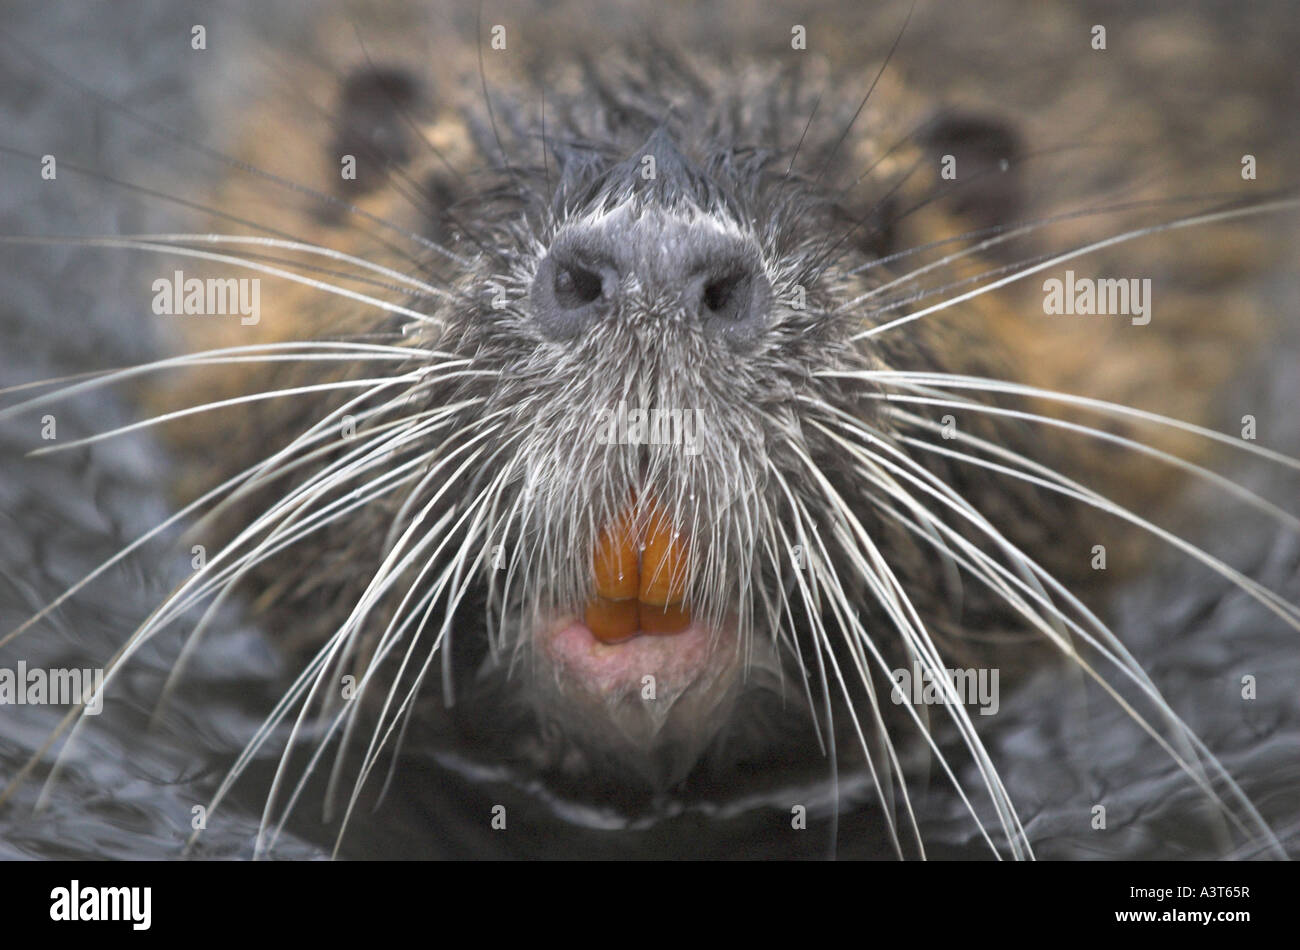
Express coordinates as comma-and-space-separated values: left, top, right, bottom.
541, 617, 727, 695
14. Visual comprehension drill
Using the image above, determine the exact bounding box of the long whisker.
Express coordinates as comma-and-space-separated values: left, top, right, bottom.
846, 196, 1300, 337
847, 189, 1286, 278
76, 233, 453, 298
153, 402, 497, 715
0, 235, 447, 323
805, 401, 1283, 853
818, 369, 1300, 471
772, 446, 1027, 857
183, 427, 503, 854
0, 340, 448, 400
877, 392, 1299, 530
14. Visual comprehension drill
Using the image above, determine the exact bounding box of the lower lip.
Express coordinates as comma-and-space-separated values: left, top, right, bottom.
542, 617, 724, 692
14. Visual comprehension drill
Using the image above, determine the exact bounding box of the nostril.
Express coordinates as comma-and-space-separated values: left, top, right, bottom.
554, 263, 604, 309
701, 270, 747, 317
691, 256, 771, 350
529, 250, 615, 341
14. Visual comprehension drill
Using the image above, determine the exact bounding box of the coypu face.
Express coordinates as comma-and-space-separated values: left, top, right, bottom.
417, 113, 914, 787
345, 51, 1059, 797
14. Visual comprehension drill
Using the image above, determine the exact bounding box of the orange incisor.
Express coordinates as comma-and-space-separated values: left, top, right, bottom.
585, 498, 691, 642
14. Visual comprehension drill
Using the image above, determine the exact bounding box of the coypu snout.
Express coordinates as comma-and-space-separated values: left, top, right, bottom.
529, 206, 772, 348
528, 135, 773, 349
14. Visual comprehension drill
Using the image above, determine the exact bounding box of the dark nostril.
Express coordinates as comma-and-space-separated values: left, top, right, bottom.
693, 260, 770, 349
529, 222, 770, 347
701, 270, 747, 317
554, 263, 603, 309
529, 250, 616, 341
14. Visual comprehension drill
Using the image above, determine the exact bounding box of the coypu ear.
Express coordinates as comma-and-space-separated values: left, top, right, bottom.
916, 111, 1023, 231
847, 192, 899, 261
320, 63, 462, 237
332, 64, 423, 188
317, 64, 439, 217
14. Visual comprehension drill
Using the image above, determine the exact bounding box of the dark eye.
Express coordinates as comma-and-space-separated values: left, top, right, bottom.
553, 264, 603, 309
